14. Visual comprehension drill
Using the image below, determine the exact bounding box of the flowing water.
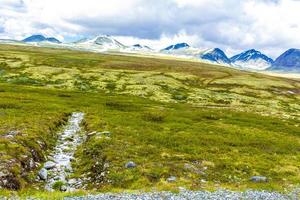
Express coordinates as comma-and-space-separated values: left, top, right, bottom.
44, 112, 85, 191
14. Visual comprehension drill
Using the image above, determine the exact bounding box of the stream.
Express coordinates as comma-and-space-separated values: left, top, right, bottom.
42, 112, 85, 191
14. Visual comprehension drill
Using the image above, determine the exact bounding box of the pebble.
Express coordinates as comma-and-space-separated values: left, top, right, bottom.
166, 176, 176, 182
125, 161, 136, 168
250, 176, 268, 183
63, 189, 297, 200
101, 131, 111, 137
68, 178, 77, 185
60, 185, 67, 192
44, 161, 56, 170
38, 168, 47, 180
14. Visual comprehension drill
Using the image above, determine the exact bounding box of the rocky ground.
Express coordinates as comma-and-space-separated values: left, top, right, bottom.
37, 112, 85, 192
64, 189, 300, 200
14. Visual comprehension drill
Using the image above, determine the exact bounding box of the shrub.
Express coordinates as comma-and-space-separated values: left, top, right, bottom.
142, 111, 166, 123
106, 81, 116, 91
105, 100, 138, 112
52, 181, 65, 191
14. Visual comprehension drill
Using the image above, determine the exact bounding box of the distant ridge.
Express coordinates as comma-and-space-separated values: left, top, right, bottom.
231, 49, 273, 70
75, 35, 125, 49
162, 43, 190, 51
0, 34, 299, 73
22, 35, 61, 43
200, 48, 231, 65
270, 48, 300, 72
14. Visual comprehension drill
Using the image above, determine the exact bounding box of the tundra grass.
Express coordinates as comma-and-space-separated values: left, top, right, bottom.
0, 44, 299, 119
0, 83, 299, 197
0, 44, 299, 197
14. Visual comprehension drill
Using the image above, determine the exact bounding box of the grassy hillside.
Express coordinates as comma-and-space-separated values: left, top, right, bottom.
0, 44, 299, 197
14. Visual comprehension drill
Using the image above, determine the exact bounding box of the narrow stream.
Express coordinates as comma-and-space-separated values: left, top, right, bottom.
44, 112, 85, 191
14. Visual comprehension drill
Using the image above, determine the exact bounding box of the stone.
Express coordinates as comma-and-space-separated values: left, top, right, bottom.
68, 179, 77, 185
7, 130, 19, 136
44, 161, 56, 169
87, 131, 97, 136
47, 155, 54, 160
101, 131, 111, 137
65, 167, 73, 173
100, 172, 106, 177
4, 135, 14, 139
0, 171, 8, 177
125, 161, 136, 168
184, 163, 205, 175
27, 158, 36, 169
70, 157, 76, 162
250, 176, 268, 183
167, 176, 177, 182
184, 163, 194, 170
60, 185, 67, 192
38, 168, 47, 180
103, 162, 110, 169
1, 131, 19, 139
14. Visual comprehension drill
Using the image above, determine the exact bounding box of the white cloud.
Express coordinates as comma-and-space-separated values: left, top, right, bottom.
115, 30, 201, 50
0, 0, 299, 58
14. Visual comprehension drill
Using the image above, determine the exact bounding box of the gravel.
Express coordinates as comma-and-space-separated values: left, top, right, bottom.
64, 189, 300, 200
44, 112, 85, 192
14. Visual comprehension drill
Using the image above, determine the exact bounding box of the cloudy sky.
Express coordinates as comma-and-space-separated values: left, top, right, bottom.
0, 0, 299, 58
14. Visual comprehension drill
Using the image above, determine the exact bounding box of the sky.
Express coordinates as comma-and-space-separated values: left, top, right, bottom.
0, 0, 299, 58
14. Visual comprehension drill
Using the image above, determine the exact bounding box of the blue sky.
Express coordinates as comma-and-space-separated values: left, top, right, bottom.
0, 0, 299, 58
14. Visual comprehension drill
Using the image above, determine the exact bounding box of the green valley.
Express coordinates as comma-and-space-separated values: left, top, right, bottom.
0, 44, 299, 198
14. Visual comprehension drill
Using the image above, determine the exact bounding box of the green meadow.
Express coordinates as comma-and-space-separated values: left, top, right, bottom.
0, 44, 299, 197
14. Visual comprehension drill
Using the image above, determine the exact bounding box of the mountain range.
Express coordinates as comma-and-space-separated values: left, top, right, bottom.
22, 35, 61, 43
1, 34, 299, 72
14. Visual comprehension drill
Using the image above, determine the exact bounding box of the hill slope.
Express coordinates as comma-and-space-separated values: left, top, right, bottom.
0, 44, 299, 195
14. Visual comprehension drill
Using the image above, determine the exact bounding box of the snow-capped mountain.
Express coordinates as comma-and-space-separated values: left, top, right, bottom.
230, 49, 273, 70
160, 43, 206, 58
161, 44, 231, 64
133, 44, 151, 49
74, 35, 125, 51
162, 43, 190, 51
47, 37, 61, 43
200, 48, 231, 65
128, 44, 152, 51
269, 48, 300, 72
22, 35, 61, 43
